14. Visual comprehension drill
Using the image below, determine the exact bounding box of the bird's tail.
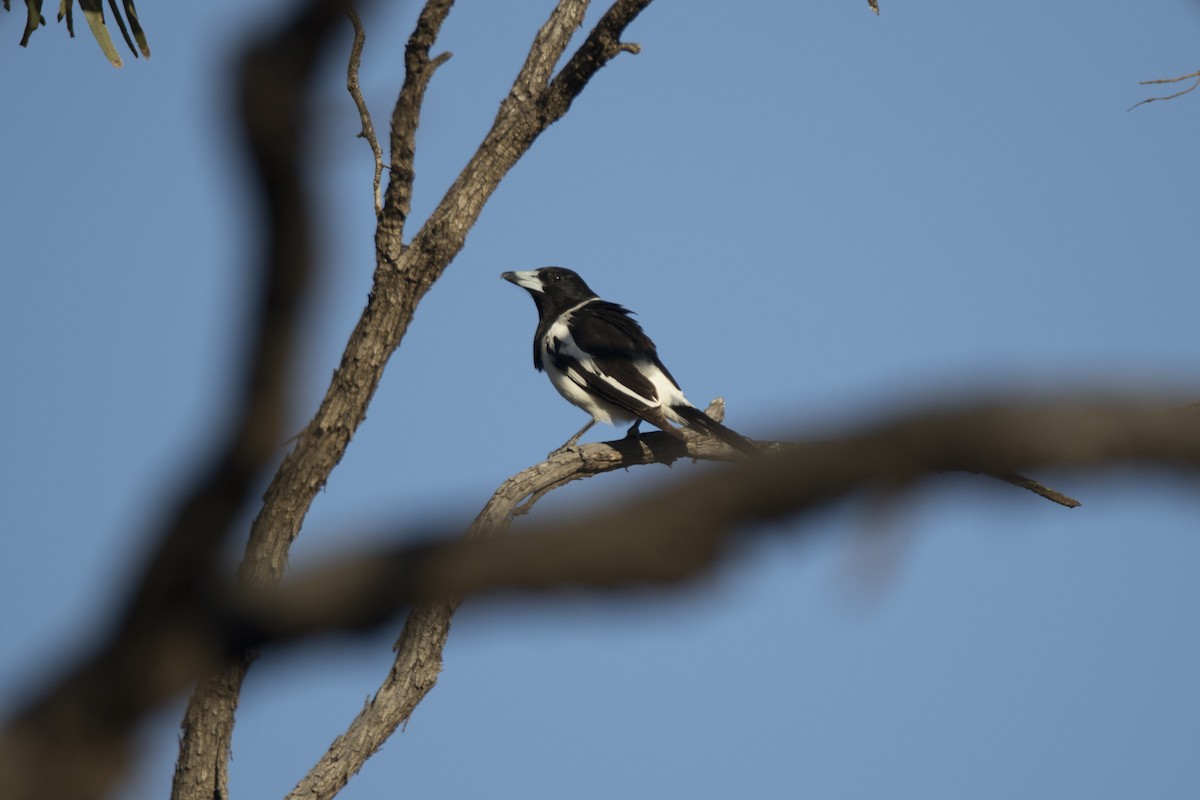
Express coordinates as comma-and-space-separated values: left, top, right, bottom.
671, 404, 760, 458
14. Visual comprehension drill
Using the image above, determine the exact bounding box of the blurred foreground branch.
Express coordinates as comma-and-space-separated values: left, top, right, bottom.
245, 399, 1200, 640
0, 1, 340, 798
3, 392, 1197, 800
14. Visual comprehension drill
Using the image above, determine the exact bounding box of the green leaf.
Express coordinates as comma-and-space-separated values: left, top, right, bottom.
19, 0, 46, 47
122, 0, 149, 58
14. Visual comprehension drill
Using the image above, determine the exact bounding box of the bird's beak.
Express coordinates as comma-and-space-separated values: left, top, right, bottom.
501, 270, 543, 293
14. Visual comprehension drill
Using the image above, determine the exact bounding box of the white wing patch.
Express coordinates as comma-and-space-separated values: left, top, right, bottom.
637, 360, 690, 422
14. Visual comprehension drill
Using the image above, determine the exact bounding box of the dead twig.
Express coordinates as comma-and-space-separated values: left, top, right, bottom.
342, 1, 384, 217
1128, 68, 1200, 111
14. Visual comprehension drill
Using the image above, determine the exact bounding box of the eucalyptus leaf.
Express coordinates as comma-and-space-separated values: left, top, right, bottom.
10, 0, 150, 65
19, 0, 45, 47
79, 0, 123, 67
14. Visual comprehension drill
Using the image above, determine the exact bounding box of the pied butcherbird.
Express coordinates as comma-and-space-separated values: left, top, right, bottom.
502, 267, 758, 457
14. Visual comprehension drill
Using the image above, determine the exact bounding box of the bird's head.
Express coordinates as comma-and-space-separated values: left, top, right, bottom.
502, 267, 598, 315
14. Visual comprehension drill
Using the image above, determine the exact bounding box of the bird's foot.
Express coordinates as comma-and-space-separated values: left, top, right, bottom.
548, 431, 587, 459
547, 443, 580, 459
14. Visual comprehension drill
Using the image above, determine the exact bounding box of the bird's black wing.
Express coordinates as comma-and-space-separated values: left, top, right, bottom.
548, 300, 685, 438
570, 302, 758, 456
567, 301, 682, 399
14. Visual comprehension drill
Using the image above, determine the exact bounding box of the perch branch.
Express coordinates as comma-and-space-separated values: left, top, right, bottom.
284, 396, 1085, 799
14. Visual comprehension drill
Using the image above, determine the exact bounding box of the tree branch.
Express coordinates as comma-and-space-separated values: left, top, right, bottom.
379, 0, 454, 240
979, 469, 1079, 508
342, 1, 384, 217
281, 395, 1086, 799
229, 398, 1200, 642
542, 0, 652, 119
168, 1, 351, 798
284, 399, 730, 799
173, 1, 657, 797
511, 0, 590, 98
3, 388, 1193, 800
1128, 68, 1200, 111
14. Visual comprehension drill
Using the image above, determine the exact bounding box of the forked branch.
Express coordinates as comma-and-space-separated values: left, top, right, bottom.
1128, 68, 1200, 110
343, 1, 384, 216
173, 2, 657, 799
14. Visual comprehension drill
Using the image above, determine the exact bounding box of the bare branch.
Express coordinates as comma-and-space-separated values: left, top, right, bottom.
343, 1, 384, 217
980, 469, 1079, 508
172, 6, 458, 798
175, 0, 657, 796
284, 404, 728, 799
169, 1, 353, 797
242, 0, 656, 628
543, 0, 653, 117
380, 0, 455, 241
511, 0, 590, 98
1128, 68, 1200, 111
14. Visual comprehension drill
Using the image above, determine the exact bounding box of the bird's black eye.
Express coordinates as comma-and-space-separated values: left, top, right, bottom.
551, 272, 561, 282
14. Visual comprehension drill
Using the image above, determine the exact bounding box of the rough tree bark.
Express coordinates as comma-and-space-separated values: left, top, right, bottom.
172, 2, 656, 800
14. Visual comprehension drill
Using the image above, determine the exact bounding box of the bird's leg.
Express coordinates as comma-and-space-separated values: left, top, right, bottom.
549, 419, 595, 458
623, 419, 643, 439
564, 419, 595, 448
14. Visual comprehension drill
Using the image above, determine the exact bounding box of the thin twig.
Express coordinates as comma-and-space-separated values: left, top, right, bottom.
343, 1, 384, 217
983, 470, 1080, 508
1128, 68, 1200, 111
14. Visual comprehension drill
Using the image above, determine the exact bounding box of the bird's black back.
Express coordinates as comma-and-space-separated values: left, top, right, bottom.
557, 300, 682, 396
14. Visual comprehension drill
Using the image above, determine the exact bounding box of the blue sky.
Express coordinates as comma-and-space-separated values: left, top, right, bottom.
3, 1, 1200, 798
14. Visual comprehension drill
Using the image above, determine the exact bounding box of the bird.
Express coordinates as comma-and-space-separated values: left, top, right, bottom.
501, 267, 758, 457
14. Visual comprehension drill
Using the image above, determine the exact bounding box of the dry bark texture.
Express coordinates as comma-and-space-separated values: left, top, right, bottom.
173, 2, 656, 800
